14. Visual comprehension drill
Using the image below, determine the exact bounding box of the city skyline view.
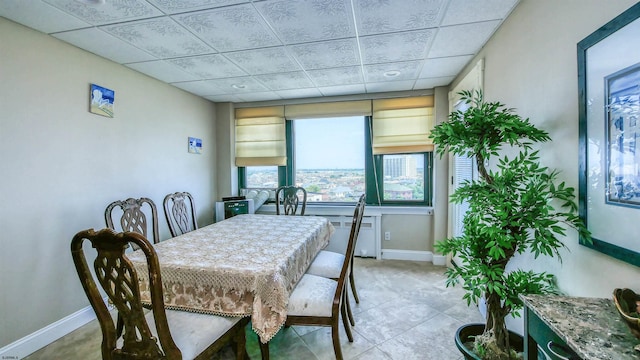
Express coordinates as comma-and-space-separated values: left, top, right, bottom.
245, 116, 425, 202
246, 155, 424, 202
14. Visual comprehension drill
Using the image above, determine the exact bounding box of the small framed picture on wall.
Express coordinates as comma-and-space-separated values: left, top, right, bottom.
90, 84, 114, 118
188, 137, 202, 154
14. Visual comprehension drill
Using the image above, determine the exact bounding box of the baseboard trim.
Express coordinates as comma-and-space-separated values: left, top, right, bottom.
0, 305, 96, 359
381, 249, 433, 262
432, 254, 447, 266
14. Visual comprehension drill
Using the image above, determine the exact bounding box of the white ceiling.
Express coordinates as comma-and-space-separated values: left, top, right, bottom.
0, 0, 519, 103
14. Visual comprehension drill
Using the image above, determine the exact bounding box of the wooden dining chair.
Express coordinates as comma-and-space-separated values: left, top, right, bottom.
306, 194, 366, 327
163, 191, 198, 237
71, 228, 250, 360
105, 197, 160, 244
275, 186, 307, 215
260, 197, 365, 360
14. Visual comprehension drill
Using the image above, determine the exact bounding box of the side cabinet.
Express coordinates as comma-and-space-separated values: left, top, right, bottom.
524, 306, 581, 360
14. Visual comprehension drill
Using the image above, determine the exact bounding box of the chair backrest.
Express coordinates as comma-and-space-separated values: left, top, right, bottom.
163, 191, 198, 237
71, 228, 181, 360
335, 195, 366, 297
275, 186, 307, 215
353, 193, 366, 247
105, 197, 160, 244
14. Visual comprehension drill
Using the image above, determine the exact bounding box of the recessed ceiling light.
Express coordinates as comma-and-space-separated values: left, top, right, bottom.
384, 70, 401, 78
232, 84, 247, 89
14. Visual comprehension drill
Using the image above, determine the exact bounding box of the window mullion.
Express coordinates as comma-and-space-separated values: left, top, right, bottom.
365, 116, 381, 205
284, 119, 294, 186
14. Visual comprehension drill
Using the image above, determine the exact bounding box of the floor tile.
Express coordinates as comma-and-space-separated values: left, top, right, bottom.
24, 259, 483, 360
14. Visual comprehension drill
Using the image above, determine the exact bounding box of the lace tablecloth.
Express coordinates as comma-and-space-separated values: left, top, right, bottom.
127, 214, 334, 343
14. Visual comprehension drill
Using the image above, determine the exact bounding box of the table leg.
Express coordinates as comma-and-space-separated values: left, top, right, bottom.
258, 340, 269, 360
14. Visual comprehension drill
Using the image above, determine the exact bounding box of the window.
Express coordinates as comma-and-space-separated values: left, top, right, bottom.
448, 59, 483, 238
382, 154, 426, 201
237, 97, 434, 206
293, 117, 365, 202
245, 166, 279, 188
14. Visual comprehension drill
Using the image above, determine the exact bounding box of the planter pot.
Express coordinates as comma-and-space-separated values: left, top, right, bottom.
455, 323, 524, 360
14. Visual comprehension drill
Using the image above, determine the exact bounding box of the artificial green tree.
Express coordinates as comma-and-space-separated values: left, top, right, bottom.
432, 90, 590, 359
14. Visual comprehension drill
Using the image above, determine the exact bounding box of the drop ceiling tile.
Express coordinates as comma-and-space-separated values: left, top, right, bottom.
224, 47, 300, 75
254, 72, 314, 91
354, 0, 446, 36
364, 61, 422, 82
255, 0, 355, 44
101, 17, 213, 58
146, 0, 250, 14
289, 39, 360, 70
429, 21, 500, 58
275, 88, 323, 99
205, 94, 245, 102
127, 60, 199, 83
306, 66, 363, 87
441, 0, 519, 26
0, 0, 521, 102
419, 55, 473, 78
53, 28, 156, 64
168, 54, 247, 79
0, 1, 91, 33
360, 29, 435, 65
172, 80, 224, 96
414, 76, 455, 89
43, 0, 162, 26
366, 80, 417, 93
201, 77, 269, 94
237, 92, 282, 102
319, 84, 367, 97
174, 4, 280, 52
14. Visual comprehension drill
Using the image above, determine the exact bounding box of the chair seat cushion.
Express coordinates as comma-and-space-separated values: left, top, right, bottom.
146, 310, 242, 360
306, 250, 344, 279
287, 274, 337, 317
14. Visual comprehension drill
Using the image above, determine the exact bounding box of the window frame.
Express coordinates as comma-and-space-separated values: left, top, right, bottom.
373, 152, 432, 206
238, 116, 433, 206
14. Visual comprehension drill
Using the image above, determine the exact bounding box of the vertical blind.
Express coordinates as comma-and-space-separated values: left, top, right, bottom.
448, 58, 483, 245
235, 106, 286, 166
371, 96, 435, 155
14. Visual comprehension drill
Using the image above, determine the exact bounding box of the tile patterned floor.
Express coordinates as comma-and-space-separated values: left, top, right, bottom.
25, 259, 483, 360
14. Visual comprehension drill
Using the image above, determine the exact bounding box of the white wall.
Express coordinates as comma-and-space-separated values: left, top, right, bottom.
459, 0, 640, 298
0, 18, 218, 348
4, 0, 640, 352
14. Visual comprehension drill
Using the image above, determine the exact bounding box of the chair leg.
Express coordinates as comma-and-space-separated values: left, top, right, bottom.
344, 286, 355, 327
331, 321, 344, 360
349, 261, 360, 304
258, 340, 270, 360
340, 297, 354, 343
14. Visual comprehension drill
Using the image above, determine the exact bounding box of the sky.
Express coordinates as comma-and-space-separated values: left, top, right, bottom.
294, 116, 365, 169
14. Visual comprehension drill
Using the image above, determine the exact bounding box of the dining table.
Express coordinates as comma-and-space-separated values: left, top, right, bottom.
127, 213, 335, 343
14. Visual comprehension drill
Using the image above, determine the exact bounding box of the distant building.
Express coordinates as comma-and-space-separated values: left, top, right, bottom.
384, 155, 417, 178
330, 186, 351, 199
384, 183, 413, 200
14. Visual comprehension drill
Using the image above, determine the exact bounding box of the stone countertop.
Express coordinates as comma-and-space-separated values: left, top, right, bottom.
521, 294, 640, 360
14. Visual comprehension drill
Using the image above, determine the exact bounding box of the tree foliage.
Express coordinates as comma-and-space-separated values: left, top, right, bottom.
432, 90, 590, 359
